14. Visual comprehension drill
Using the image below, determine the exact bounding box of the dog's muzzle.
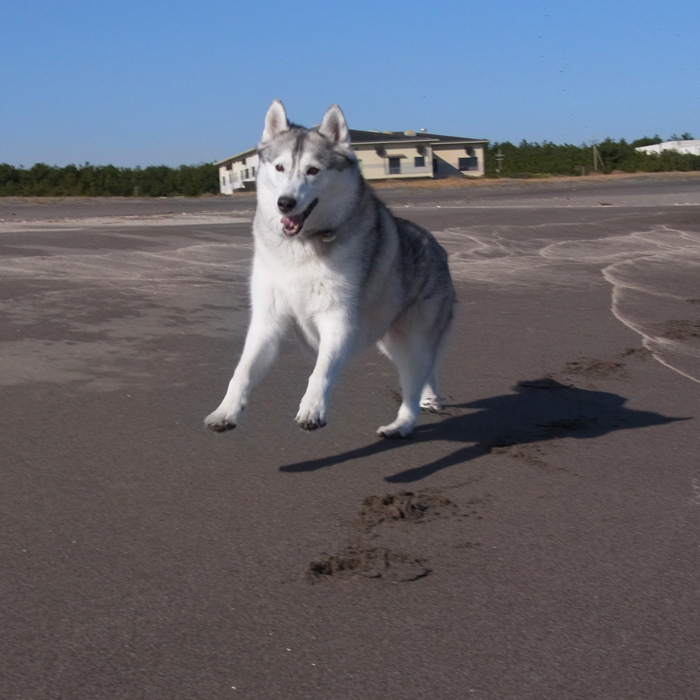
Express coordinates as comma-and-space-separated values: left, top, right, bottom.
279, 197, 319, 237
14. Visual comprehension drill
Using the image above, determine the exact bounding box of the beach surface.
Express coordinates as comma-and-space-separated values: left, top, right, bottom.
1, 176, 699, 699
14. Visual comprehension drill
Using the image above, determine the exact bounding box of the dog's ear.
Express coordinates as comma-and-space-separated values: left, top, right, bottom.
262, 99, 290, 143
319, 104, 351, 149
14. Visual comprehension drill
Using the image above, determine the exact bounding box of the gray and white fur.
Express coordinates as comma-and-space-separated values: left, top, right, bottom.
205, 99, 456, 438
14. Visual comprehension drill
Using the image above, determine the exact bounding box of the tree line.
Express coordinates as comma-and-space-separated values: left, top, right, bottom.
0, 162, 219, 197
2, 134, 699, 196
485, 135, 700, 178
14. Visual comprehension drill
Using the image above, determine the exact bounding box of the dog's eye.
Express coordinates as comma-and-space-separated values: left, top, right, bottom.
306, 167, 320, 176
275, 164, 285, 173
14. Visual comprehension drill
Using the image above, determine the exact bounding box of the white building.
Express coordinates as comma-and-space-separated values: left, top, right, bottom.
636, 139, 700, 156
218, 148, 259, 194
216, 129, 489, 194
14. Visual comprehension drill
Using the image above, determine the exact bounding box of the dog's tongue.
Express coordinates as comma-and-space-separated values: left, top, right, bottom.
281, 214, 304, 229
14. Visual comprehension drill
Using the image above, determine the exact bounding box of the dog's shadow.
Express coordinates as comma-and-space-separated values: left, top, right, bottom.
279, 379, 689, 483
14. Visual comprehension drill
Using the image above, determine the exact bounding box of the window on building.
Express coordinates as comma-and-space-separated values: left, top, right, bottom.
458, 157, 478, 171
388, 157, 401, 175
414, 156, 425, 168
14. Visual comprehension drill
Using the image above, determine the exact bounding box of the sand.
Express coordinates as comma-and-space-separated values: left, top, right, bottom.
1, 176, 699, 699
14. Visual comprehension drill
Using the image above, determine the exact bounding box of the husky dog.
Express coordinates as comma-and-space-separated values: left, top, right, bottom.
205, 99, 455, 438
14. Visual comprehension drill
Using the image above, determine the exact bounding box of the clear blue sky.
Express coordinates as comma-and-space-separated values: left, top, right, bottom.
2, 0, 698, 168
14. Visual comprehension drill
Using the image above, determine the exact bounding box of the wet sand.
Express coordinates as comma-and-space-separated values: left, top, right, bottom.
1, 178, 699, 699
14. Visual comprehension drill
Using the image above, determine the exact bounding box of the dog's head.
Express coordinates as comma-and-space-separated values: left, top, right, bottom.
256, 100, 360, 238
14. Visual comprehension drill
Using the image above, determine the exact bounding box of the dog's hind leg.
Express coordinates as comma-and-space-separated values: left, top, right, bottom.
378, 296, 453, 437
376, 330, 434, 439
419, 318, 452, 412
420, 370, 442, 412
204, 310, 288, 432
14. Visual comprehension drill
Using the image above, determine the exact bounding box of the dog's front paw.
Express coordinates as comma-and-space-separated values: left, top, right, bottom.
297, 416, 327, 430
295, 411, 327, 430
295, 401, 327, 431
204, 410, 237, 432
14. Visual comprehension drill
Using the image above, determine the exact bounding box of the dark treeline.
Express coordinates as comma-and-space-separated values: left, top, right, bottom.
0, 162, 219, 197
3, 135, 699, 195
485, 135, 700, 177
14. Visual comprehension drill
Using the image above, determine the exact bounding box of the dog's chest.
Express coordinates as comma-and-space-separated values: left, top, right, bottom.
262, 250, 355, 317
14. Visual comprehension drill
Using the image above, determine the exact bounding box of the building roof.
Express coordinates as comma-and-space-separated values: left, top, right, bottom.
216, 129, 489, 166
214, 146, 257, 167
349, 129, 489, 145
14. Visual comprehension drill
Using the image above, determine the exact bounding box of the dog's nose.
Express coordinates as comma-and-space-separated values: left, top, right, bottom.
277, 196, 297, 213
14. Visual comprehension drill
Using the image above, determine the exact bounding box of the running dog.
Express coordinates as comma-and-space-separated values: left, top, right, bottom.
205, 99, 455, 437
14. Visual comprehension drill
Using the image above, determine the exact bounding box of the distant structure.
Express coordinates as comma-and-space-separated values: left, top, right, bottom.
216, 129, 489, 194
635, 139, 700, 157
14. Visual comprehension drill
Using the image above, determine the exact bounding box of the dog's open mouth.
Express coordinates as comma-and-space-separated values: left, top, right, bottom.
281, 198, 319, 237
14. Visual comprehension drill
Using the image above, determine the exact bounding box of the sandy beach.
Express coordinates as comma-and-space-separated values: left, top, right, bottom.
1, 175, 699, 699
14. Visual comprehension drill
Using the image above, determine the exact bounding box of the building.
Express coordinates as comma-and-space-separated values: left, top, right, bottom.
216, 129, 489, 194
635, 139, 700, 157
